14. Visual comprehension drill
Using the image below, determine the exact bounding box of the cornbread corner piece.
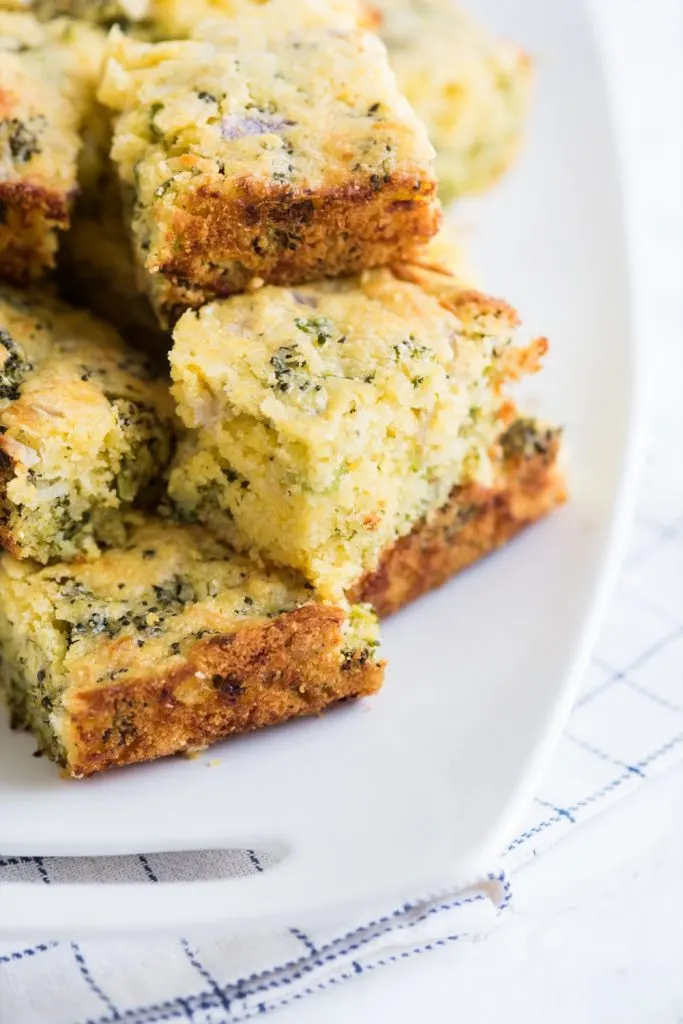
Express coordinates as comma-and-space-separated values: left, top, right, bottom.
167, 269, 555, 599
0, 514, 384, 777
0, 12, 105, 283
97, 23, 440, 326
366, 0, 532, 202
350, 416, 566, 616
0, 287, 176, 564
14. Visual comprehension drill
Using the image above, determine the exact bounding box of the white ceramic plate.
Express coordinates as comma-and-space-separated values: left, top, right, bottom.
0, 0, 640, 938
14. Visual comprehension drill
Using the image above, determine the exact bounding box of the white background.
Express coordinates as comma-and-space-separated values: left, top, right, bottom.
275, 2, 683, 1021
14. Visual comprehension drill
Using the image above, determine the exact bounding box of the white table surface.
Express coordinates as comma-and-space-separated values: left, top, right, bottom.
275, 2, 683, 1021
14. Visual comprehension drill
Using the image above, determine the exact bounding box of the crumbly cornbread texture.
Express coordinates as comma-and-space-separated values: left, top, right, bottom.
0, 0, 150, 24
0, 513, 383, 776
167, 264, 548, 598
350, 416, 566, 615
98, 24, 439, 326
0, 12, 105, 282
367, 0, 532, 201
0, 288, 175, 563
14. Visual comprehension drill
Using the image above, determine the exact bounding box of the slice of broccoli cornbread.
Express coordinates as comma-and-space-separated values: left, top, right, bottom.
0, 11, 105, 283
0, 287, 176, 563
97, 20, 440, 326
366, 0, 532, 202
0, 513, 383, 776
167, 262, 550, 599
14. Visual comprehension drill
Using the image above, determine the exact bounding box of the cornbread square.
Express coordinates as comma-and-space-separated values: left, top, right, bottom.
167, 264, 550, 598
0, 287, 176, 563
0, 514, 383, 776
351, 416, 566, 616
367, 0, 532, 201
98, 24, 440, 326
0, 12, 105, 283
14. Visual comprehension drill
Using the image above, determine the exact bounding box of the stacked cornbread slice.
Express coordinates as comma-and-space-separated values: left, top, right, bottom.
0, 0, 564, 776
165, 267, 563, 603
97, 14, 440, 325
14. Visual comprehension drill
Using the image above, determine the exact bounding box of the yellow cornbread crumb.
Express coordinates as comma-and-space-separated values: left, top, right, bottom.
167, 265, 544, 598
0, 0, 150, 23
0, 287, 175, 563
150, 0, 361, 38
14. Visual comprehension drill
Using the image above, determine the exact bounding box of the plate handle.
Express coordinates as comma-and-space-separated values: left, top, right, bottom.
0, 843, 321, 939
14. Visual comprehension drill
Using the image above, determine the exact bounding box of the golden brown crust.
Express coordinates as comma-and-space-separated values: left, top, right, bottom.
437, 287, 521, 327
0, 528, 21, 558
349, 446, 567, 617
59, 604, 384, 777
0, 180, 71, 219
147, 173, 441, 324
0, 181, 73, 283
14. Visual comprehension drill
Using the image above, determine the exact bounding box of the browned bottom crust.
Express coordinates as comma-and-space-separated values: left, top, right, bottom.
145, 173, 441, 325
350, 444, 567, 618
58, 604, 383, 778
0, 182, 72, 284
